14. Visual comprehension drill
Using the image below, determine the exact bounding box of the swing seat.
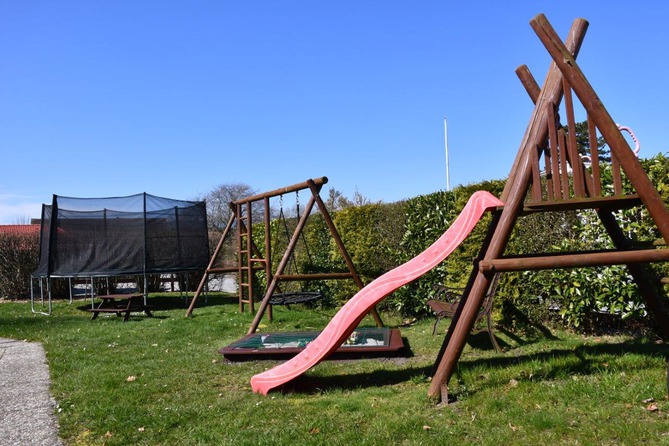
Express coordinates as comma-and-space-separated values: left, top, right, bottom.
269, 291, 324, 306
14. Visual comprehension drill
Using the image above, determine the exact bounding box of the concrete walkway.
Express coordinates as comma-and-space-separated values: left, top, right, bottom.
0, 338, 62, 446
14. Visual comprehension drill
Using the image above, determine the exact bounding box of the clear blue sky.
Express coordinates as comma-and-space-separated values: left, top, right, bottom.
2, 1, 668, 223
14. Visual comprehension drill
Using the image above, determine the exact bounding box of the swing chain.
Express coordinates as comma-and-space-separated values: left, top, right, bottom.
295, 190, 300, 217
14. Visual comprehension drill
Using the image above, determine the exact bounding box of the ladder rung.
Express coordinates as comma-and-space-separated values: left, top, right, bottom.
250, 258, 267, 263
207, 267, 236, 274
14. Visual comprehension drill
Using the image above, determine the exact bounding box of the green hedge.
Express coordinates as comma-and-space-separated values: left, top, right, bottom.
0, 231, 39, 299
232, 154, 669, 334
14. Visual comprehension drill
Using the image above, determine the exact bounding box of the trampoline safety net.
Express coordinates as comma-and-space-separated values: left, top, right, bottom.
33, 193, 209, 278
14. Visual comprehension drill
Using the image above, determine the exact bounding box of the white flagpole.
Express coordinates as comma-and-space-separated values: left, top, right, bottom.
444, 117, 451, 191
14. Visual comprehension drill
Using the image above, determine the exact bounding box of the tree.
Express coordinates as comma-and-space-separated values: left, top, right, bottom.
352, 187, 373, 206
11, 216, 32, 225
325, 188, 353, 211
325, 187, 377, 211
198, 182, 257, 232
563, 120, 609, 162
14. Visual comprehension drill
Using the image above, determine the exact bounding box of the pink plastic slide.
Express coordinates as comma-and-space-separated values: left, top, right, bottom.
250, 190, 504, 395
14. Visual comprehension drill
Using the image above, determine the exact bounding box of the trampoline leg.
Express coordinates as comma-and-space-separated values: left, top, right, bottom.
144, 274, 148, 305
30, 277, 37, 314
31, 277, 52, 316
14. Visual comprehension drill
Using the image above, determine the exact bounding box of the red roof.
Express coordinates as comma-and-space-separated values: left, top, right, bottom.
0, 224, 40, 236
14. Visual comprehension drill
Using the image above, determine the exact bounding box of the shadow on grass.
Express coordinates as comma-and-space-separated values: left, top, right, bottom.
0, 314, 86, 332
73, 292, 237, 314
271, 336, 669, 397
462, 339, 668, 377
148, 292, 237, 311
506, 304, 560, 338
430, 302, 559, 353
432, 325, 540, 353
279, 363, 435, 395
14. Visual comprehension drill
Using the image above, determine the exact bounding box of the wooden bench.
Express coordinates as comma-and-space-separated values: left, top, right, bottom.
88, 294, 153, 322
427, 274, 501, 352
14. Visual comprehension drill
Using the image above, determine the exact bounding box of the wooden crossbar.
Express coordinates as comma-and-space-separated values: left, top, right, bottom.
274, 272, 354, 281
480, 248, 669, 272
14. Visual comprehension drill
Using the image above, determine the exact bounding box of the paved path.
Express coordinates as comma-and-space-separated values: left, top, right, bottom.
0, 338, 62, 446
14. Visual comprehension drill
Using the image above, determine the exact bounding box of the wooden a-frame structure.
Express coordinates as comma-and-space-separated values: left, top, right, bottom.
185, 177, 383, 334
428, 15, 669, 403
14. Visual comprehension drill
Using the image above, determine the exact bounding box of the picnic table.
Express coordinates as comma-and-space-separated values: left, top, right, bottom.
88, 294, 153, 322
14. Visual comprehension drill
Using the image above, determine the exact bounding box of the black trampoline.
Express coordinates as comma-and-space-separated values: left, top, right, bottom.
31, 192, 209, 314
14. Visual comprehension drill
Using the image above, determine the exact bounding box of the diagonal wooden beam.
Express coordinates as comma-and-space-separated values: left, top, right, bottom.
530, 13, 669, 244
307, 179, 384, 327
248, 195, 318, 334
597, 210, 669, 339
516, 64, 596, 197
501, 18, 589, 203
428, 17, 589, 402
185, 212, 236, 317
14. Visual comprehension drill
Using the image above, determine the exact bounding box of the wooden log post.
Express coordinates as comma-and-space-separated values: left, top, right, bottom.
428, 17, 589, 402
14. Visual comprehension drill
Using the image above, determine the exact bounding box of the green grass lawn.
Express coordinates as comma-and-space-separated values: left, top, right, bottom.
1, 294, 668, 445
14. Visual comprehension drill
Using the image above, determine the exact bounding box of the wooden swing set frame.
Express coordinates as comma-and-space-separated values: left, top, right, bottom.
185, 177, 383, 334
429, 14, 669, 403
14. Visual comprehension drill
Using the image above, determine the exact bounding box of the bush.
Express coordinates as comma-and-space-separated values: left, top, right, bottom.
0, 230, 40, 299
503, 154, 669, 332
332, 202, 407, 278
503, 210, 582, 328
